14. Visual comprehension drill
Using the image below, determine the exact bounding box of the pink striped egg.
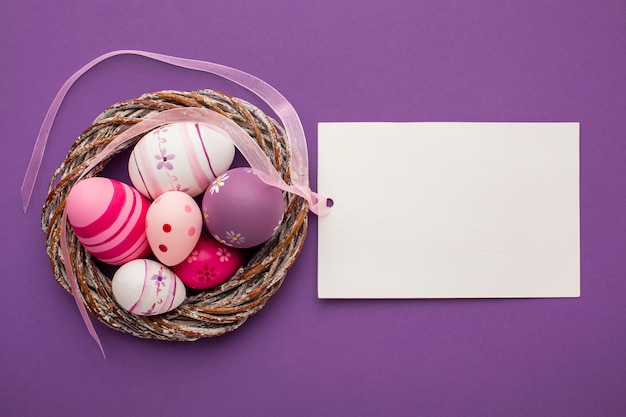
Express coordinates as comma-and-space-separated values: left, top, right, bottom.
112, 259, 186, 316
65, 177, 151, 265
128, 122, 236, 199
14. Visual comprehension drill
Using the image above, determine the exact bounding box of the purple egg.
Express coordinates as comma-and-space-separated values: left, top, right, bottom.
202, 167, 285, 248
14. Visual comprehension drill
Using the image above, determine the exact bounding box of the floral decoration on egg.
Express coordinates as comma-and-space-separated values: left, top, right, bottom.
202, 167, 285, 248
128, 122, 235, 199
172, 235, 244, 290
112, 259, 186, 316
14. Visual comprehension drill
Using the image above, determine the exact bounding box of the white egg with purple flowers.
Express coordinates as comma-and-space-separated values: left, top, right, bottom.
128, 122, 235, 199
112, 259, 186, 316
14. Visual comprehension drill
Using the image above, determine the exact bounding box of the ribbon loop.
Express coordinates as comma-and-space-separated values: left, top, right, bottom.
21, 49, 330, 215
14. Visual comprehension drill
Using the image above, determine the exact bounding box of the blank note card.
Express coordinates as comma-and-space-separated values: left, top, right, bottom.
317, 123, 580, 299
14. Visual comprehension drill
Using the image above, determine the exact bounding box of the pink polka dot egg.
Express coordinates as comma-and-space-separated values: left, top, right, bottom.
145, 191, 202, 266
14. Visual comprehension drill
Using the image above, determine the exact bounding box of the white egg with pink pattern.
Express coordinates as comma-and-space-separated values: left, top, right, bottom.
112, 259, 186, 316
128, 122, 235, 199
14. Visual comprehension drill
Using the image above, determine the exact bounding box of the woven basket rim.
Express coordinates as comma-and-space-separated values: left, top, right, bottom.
41, 89, 309, 341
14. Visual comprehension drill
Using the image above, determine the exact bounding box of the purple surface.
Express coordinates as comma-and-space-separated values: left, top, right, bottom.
2, 1, 625, 416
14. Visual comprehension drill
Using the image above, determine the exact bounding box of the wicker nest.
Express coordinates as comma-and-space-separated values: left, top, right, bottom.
41, 89, 309, 341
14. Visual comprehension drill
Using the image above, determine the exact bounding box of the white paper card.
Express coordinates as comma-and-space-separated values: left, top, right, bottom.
317, 123, 579, 299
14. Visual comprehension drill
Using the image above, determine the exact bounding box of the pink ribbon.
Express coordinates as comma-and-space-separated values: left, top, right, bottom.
21, 50, 332, 357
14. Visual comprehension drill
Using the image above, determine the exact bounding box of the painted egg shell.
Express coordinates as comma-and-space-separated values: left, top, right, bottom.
112, 259, 186, 316
146, 191, 202, 266
172, 235, 245, 289
202, 167, 285, 248
128, 122, 235, 199
65, 177, 151, 265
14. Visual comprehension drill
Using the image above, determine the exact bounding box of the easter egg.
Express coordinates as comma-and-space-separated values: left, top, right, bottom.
112, 259, 186, 315
128, 122, 235, 199
202, 167, 285, 248
172, 235, 245, 289
65, 177, 151, 265
146, 191, 203, 266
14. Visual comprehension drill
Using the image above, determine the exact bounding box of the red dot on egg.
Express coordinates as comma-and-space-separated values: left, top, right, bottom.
162, 224, 172, 233
188, 227, 196, 236
184, 205, 192, 213
159, 244, 168, 252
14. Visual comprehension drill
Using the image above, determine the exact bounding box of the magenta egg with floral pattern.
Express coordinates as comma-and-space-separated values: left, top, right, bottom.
171, 235, 244, 290
128, 122, 235, 199
202, 167, 285, 248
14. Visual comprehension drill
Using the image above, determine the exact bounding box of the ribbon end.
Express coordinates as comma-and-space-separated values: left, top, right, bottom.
85, 311, 107, 359
20, 173, 35, 213
98, 342, 107, 359
310, 192, 333, 217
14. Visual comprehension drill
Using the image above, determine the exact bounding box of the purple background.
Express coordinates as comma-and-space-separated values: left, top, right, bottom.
2, 1, 625, 416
